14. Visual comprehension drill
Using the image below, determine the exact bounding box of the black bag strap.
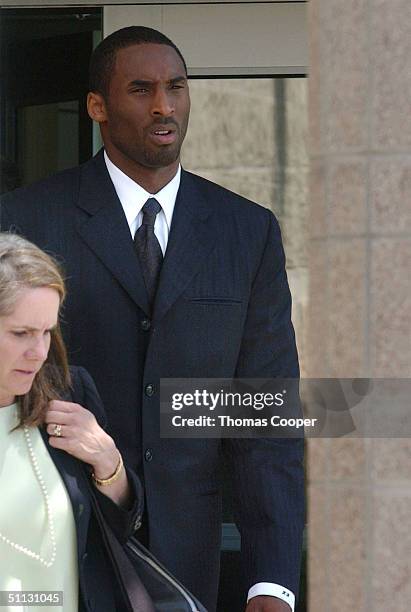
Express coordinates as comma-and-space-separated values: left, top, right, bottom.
88, 482, 155, 612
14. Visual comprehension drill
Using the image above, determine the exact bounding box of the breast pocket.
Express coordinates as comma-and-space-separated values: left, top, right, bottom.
187, 297, 243, 305
168, 297, 246, 376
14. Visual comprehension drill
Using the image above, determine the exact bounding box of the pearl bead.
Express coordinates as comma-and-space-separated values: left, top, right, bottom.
0, 426, 57, 567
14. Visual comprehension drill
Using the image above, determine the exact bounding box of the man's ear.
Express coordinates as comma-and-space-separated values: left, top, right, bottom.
87, 91, 107, 123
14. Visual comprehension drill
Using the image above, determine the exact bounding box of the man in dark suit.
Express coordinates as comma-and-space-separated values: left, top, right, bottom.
0, 26, 304, 612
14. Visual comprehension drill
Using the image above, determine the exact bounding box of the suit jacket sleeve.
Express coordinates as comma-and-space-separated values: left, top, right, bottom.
225, 210, 305, 596
69, 366, 144, 543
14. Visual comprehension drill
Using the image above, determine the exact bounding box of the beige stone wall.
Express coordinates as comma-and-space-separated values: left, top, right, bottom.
307, 1, 411, 610
182, 77, 310, 373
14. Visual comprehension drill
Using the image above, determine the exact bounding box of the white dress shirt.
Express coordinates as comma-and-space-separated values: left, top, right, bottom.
104, 150, 295, 611
104, 150, 178, 253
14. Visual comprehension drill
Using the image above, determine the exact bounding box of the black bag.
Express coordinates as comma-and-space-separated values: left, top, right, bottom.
89, 486, 208, 612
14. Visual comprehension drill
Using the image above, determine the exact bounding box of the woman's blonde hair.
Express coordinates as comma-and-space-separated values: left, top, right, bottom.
0, 232, 70, 427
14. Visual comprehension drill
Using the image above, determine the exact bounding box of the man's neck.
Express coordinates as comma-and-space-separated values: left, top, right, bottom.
103, 148, 180, 194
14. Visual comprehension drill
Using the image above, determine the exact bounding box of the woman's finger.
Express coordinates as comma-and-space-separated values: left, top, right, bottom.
47, 400, 85, 414
48, 435, 76, 454
44, 410, 76, 425
45, 404, 95, 428
48, 399, 78, 412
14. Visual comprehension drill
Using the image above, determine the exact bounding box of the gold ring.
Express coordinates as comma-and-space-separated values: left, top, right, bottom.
53, 424, 62, 437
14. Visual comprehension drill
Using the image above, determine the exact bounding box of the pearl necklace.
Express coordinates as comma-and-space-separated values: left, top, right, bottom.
0, 426, 57, 567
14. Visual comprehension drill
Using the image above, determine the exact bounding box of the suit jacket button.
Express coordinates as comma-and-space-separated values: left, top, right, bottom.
144, 449, 153, 462
141, 318, 151, 331
145, 384, 155, 397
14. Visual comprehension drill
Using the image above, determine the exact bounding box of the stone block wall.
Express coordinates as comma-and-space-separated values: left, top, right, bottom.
307, 1, 411, 610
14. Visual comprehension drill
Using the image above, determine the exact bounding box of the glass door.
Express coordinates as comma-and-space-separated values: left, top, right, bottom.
0, 8, 102, 192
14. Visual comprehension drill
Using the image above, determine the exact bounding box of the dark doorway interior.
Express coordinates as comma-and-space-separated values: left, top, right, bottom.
0, 8, 102, 192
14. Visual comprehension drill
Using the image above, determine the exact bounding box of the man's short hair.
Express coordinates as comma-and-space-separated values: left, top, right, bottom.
89, 25, 188, 98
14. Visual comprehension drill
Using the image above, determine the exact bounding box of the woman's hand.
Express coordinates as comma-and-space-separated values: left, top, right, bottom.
45, 399, 130, 506
45, 399, 117, 472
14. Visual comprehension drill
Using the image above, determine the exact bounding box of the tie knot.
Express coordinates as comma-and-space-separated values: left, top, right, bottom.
142, 198, 162, 225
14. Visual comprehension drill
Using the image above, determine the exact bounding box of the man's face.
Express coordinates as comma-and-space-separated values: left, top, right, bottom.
99, 43, 190, 171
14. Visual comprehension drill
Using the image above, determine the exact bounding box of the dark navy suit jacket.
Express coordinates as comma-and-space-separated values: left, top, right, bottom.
1, 151, 304, 611
43, 366, 143, 612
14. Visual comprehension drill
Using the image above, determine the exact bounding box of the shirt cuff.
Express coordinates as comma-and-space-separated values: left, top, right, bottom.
247, 583, 295, 611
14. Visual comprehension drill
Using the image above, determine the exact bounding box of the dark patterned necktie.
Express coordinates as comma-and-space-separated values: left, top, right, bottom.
134, 198, 163, 306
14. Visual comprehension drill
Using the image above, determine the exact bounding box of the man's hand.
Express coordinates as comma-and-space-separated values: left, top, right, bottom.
246, 596, 292, 612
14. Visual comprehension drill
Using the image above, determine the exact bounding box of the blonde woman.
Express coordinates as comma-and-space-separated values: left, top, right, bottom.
0, 232, 143, 611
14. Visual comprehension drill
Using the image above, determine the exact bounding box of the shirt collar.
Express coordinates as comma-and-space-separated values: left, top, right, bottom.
104, 150, 181, 230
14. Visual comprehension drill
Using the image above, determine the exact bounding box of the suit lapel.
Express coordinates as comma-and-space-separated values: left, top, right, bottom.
40, 428, 90, 561
153, 170, 217, 323
75, 151, 150, 315
75, 156, 217, 321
